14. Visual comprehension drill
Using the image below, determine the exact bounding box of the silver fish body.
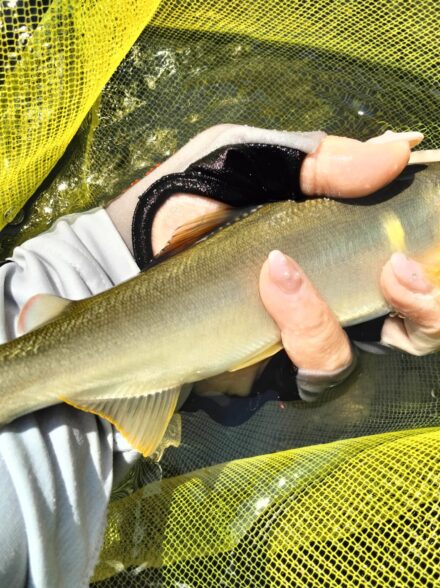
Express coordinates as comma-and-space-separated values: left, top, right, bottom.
0, 162, 439, 453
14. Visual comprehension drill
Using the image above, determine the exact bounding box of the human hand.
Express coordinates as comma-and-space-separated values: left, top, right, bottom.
379, 252, 440, 355
161, 130, 424, 396
257, 131, 427, 399
107, 125, 426, 396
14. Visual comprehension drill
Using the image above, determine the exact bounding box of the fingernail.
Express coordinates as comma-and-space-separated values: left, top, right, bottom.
268, 250, 302, 293
390, 252, 432, 293
368, 131, 424, 148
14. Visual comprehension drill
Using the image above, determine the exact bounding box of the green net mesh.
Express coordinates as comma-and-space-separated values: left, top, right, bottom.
1, 0, 439, 252
92, 349, 440, 586
0, 1, 439, 586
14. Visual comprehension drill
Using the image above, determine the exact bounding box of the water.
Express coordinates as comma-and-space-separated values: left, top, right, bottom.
1, 25, 438, 254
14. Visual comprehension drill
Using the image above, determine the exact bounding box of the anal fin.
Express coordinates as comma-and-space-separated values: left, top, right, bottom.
229, 342, 283, 372
60, 384, 181, 457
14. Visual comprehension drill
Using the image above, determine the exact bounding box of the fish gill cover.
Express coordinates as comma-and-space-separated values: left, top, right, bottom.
0, 0, 439, 586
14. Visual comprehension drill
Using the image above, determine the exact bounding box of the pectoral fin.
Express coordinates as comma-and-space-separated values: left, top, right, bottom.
17, 293, 73, 335
415, 243, 440, 288
155, 205, 263, 262
60, 384, 181, 457
229, 342, 283, 372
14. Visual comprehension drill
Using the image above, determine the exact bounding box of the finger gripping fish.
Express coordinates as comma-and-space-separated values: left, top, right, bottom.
1, 161, 439, 455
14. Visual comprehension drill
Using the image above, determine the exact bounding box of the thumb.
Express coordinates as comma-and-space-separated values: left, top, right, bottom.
300, 132, 423, 198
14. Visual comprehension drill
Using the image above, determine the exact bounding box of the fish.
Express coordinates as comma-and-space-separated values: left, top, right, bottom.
0, 157, 439, 456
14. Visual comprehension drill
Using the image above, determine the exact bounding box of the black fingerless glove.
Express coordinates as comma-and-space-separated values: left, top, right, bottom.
132, 142, 307, 268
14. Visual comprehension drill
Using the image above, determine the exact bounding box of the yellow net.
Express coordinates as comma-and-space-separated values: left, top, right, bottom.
92, 348, 440, 586
1, 0, 439, 252
94, 428, 440, 586
0, 0, 160, 229
0, 1, 439, 586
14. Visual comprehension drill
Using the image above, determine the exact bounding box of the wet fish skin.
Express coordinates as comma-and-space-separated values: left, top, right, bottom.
0, 162, 439, 452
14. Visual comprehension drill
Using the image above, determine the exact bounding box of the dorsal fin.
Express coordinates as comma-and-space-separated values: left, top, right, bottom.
156, 204, 262, 261
17, 293, 72, 336
157, 205, 232, 259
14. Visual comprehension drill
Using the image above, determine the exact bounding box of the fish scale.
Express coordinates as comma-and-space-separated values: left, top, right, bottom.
0, 161, 439, 455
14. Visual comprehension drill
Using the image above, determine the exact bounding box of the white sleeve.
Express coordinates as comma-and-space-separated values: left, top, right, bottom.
0, 208, 139, 341
0, 208, 140, 588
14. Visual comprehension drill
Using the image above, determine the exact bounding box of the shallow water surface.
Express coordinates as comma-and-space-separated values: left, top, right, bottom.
1, 26, 438, 254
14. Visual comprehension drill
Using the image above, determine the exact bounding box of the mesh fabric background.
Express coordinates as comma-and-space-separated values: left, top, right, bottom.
1, 0, 439, 252
0, 0, 160, 230
93, 349, 440, 586
0, 0, 439, 586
